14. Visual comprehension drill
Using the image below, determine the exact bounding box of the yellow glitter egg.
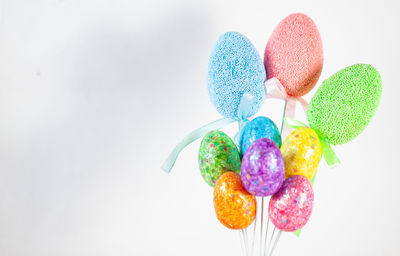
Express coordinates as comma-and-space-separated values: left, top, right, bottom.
213, 172, 256, 230
280, 127, 322, 180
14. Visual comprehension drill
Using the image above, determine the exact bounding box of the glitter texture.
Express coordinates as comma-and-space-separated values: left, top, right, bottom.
207, 32, 266, 119
269, 175, 314, 232
214, 172, 256, 229
307, 64, 382, 145
198, 130, 241, 187
264, 13, 323, 96
241, 138, 285, 197
240, 116, 282, 155
280, 128, 322, 180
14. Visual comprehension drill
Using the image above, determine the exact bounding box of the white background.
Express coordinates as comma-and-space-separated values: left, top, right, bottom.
0, 0, 399, 255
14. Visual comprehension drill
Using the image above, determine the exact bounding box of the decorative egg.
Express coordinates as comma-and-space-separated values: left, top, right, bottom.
269, 175, 314, 232
198, 130, 241, 187
280, 127, 322, 180
241, 138, 285, 197
264, 13, 323, 96
207, 32, 266, 119
307, 64, 382, 145
214, 172, 256, 229
240, 116, 281, 155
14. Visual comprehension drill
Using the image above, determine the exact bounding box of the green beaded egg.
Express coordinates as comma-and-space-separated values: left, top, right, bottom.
307, 64, 382, 145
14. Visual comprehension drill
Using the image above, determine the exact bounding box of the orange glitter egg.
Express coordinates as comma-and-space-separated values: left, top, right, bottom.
213, 172, 256, 229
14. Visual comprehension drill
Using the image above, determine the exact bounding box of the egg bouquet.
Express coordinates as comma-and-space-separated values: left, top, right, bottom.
162, 13, 382, 256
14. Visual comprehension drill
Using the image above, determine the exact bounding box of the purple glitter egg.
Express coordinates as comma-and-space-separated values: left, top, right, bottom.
240, 138, 285, 196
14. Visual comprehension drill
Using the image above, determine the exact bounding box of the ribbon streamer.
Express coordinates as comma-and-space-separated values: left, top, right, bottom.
161, 93, 254, 174
284, 118, 307, 129
320, 140, 341, 168
161, 117, 236, 173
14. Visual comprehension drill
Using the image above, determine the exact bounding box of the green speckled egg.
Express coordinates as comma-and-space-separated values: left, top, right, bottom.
307, 64, 382, 145
198, 130, 241, 187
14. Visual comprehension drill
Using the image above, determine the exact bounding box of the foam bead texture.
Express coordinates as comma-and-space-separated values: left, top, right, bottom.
207, 32, 266, 119
307, 64, 382, 145
264, 13, 323, 96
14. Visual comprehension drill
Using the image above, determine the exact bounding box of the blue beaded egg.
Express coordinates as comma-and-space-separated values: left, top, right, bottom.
207, 32, 266, 119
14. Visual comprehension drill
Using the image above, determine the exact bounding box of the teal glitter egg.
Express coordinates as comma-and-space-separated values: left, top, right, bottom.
198, 130, 241, 187
307, 64, 382, 145
240, 116, 282, 155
